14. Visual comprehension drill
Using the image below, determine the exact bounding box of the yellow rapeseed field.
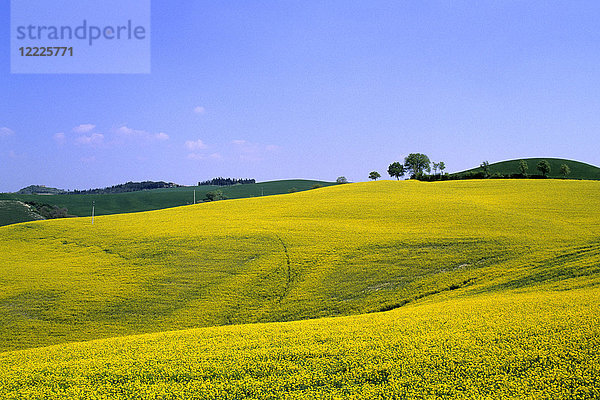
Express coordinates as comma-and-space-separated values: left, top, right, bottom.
0, 179, 599, 398
0, 288, 598, 399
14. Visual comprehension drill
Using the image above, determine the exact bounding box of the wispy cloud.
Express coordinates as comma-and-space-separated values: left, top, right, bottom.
185, 139, 207, 150
0, 127, 15, 137
53, 132, 66, 144
76, 133, 104, 145
116, 125, 170, 142
193, 106, 206, 115
72, 124, 96, 133
116, 126, 144, 136
155, 132, 169, 141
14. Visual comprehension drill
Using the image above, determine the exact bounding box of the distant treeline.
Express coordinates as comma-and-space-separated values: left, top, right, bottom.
69, 181, 180, 195
198, 178, 256, 186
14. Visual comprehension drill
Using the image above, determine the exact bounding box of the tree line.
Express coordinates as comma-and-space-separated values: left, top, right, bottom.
69, 181, 180, 195
456, 159, 570, 180
198, 178, 256, 186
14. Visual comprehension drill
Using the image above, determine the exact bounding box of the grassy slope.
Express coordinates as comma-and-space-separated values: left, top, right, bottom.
0, 179, 334, 225
0, 200, 44, 227
1, 179, 600, 352
1, 179, 600, 397
454, 157, 600, 179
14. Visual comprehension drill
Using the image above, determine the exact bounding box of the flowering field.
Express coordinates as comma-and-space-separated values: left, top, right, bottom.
1, 179, 599, 397
0, 288, 598, 399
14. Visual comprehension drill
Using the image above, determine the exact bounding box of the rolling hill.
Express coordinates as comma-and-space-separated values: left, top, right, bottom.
0, 200, 44, 227
1, 179, 599, 397
452, 157, 600, 179
0, 179, 335, 226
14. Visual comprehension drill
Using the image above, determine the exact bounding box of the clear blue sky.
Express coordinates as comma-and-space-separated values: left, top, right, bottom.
2, 1, 600, 192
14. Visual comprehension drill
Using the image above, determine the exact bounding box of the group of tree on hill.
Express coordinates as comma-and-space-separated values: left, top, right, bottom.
369, 153, 446, 181
466, 159, 571, 179
198, 178, 256, 186
17, 185, 66, 195
369, 155, 574, 182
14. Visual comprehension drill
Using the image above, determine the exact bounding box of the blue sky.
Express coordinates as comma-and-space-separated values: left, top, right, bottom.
1, 1, 600, 192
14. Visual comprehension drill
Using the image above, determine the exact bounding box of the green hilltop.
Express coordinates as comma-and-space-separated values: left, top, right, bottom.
16, 185, 67, 195
453, 157, 600, 180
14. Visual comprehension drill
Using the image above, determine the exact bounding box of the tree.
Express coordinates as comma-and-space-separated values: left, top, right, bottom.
560, 164, 571, 178
480, 161, 490, 177
204, 190, 227, 202
518, 160, 529, 176
387, 162, 405, 180
336, 176, 348, 184
537, 160, 551, 177
369, 171, 381, 181
432, 162, 439, 176
403, 153, 431, 178
439, 161, 446, 175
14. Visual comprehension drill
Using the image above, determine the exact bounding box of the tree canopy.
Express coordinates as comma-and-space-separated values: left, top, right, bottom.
369, 171, 381, 181
518, 160, 529, 176
204, 190, 227, 202
480, 161, 490, 177
404, 154, 431, 178
537, 160, 551, 177
387, 162, 405, 180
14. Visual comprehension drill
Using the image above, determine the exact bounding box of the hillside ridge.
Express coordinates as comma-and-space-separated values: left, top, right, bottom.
452, 157, 600, 180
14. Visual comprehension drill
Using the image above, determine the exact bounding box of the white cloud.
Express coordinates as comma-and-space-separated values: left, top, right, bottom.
53, 132, 66, 143
116, 125, 144, 136
232, 139, 247, 145
76, 133, 104, 145
72, 124, 96, 133
116, 125, 169, 142
185, 139, 207, 150
193, 106, 206, 115
0, 127, 15, 137
265, 145, 280, 152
